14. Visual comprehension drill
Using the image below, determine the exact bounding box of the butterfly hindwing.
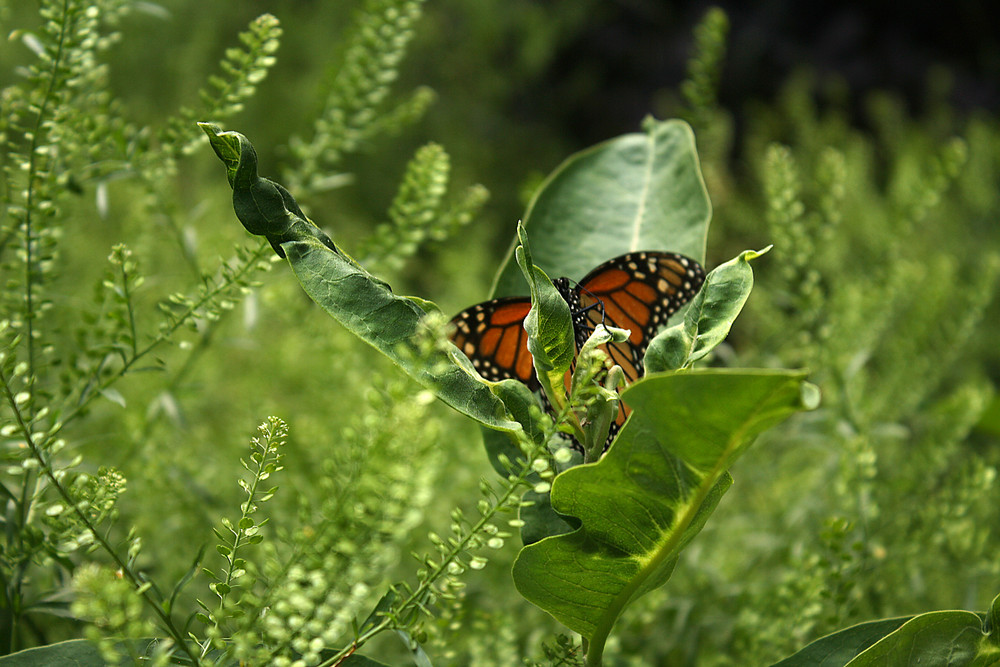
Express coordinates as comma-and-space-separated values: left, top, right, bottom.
449, 296, 537, 388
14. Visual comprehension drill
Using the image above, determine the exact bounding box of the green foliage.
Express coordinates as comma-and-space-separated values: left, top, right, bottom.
359, 142, 489, 270
1, 0, 484, 662
1, 1, 999, 666
646, 247, 769, 372
773, 599, 999, 666
285, 0, 435, 196
492, 119, 710, 297
204, 115, 817, 665
70, 565, 157, 665
200, 122, 517, 433
200, 417, 286, 643
159, 13, 282, 159
514, 370, 813, 662
680, 6, 729, 132
675, 20, 1000, 667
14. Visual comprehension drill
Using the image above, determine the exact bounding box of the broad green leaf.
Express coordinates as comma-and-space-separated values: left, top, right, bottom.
512, 369, 817, 658
280, 241, 519, 432
646, 247, 770, 372
492, 118, 710, 297
770, 618, 912, 667
847, 610, 988, 666
201, 123, 520, 434
772, 586, 999, 667
0, 640, 113, 666
518, 487, 580, 546
626, 368, 820, 471
480, 379, 549, 476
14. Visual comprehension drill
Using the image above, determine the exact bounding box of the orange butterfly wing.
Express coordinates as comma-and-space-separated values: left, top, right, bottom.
449, 251, 706, 449
574, 252, 706, 433
449, 297, 538, 388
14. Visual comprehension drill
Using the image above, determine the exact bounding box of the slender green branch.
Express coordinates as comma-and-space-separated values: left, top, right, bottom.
322, 437, 543, 666
7, 11, 77, 616
206, 418, 285, 652
0, 364, 202, 665
54, 242, 271, 442
22, 0, 72, 408
118, 254, 139, 359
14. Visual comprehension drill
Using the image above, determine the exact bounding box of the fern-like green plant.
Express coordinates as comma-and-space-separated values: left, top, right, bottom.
285, 0, 436, 196
0, 0, 285, 660
3, 0, 488, 662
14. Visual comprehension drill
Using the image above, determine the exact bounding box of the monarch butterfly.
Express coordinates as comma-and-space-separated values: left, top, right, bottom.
449, 251, 706, 448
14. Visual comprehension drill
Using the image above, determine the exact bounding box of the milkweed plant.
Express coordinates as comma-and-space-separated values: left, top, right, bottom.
1, 1, 999, 666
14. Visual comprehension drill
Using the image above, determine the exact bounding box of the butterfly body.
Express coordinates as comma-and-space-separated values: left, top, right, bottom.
450, 251, 705, 447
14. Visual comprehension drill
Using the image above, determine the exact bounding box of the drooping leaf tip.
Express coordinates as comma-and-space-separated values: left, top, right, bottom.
801, 381, 821, 410
197, 121, 222, 137
742, 245, 773, 262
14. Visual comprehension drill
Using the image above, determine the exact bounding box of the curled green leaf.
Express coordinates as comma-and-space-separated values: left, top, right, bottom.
200, 123, 340, 258
514, 224, 574, 390
202, 124, 521, 434
646, 246, 770, 372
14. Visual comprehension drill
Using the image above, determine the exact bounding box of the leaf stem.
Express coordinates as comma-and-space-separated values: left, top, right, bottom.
57, 242, 270, 442
119, 253, 139, 359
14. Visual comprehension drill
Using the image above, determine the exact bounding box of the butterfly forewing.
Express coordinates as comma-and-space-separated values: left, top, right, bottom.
576, 251, 706, 379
